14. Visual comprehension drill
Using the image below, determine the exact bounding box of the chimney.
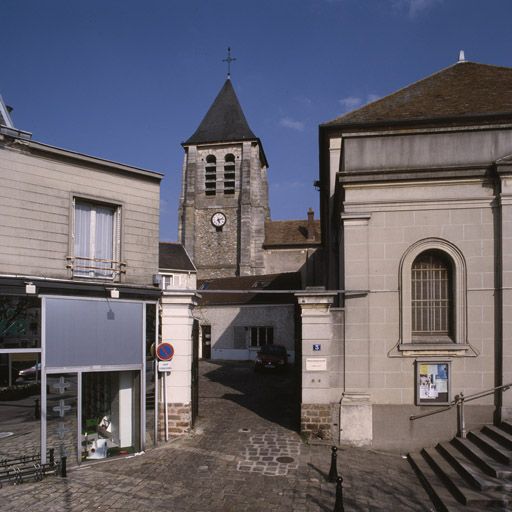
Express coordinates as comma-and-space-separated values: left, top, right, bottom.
307, 208, 316, 241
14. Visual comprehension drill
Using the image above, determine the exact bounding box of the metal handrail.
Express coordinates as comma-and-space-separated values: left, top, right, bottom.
410, 382, 512, 438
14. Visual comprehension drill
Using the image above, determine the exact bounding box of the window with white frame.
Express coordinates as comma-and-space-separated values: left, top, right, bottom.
399, 238, 467, 349
73, 199, 120, 279
161, 274, 182, 290
250, 326, 274, 347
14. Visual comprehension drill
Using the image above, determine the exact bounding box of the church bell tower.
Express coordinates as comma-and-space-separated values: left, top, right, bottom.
178, 77, 270, 280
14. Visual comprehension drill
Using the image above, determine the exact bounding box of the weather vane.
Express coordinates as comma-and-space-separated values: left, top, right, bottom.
223, 47, 236, 78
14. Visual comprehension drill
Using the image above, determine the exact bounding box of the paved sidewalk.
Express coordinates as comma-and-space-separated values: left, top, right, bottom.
0, 361, 433, 511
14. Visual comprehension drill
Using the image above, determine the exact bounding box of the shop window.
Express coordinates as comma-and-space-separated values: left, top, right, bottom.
224, 153, 235, 194
72, 198, 121, 279
205, 155, 216, 196
0, 296, 41, 350
81, 371, 140, 460
250, 326, 274, 347
399, 238, 467, 350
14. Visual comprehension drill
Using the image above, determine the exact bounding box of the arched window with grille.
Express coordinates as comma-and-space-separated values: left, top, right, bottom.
411, 250, 453, 342
224, 154, 235, 194
399, 238, 467, 350
205, 155, 216, 196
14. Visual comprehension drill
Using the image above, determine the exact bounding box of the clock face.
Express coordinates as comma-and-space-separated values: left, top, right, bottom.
211, 212, 226, 227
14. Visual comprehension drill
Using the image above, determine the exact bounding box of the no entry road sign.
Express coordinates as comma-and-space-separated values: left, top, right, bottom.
156, 342, 174, 361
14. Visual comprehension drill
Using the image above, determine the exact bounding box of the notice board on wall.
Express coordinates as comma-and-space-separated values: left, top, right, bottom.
415, 361, 451, 405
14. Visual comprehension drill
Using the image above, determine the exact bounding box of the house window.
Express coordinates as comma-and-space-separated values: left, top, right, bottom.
399, 238, 467, 350
73, 199, 120, 279
224, 154, 235, 195
250, 327, 274, 347
411, 250, 453, 342
161, 274, 175, 290
205, 155, 216, 196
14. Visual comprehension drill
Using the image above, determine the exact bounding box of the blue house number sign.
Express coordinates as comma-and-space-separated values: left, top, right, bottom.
313, 344, 321, 351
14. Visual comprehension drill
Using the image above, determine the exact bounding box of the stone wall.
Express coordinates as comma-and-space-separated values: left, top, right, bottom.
300, 403, 334, 440
159, 403, 192, 439
179, 140, 269, 279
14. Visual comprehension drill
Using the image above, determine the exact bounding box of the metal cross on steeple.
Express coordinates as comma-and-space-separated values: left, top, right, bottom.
223, 47, 236, 78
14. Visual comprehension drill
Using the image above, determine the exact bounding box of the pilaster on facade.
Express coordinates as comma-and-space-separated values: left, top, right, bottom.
339, 212, 373, 445
296, 290, 339, 440
160, 291, 198, 438
497, 157, 512, 420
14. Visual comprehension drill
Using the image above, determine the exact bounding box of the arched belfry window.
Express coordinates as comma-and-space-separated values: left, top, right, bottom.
205, 155, 216, 196
399, 238, 467, 349
411, 250, 453, 341
224, 154, 235, 194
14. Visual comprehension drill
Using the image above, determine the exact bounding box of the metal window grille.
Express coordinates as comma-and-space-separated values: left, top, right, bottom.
411, 251, 452, 339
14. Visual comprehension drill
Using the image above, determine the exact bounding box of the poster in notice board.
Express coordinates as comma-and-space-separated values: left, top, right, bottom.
416, 361, 451, 405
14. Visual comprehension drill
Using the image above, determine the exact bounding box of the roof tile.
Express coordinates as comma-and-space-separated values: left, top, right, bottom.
323, 62, 512, 129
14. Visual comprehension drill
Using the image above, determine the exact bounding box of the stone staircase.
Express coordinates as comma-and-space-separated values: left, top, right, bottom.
408, 421, 512, 511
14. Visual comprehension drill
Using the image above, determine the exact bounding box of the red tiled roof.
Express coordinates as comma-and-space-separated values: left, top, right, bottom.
323, 62, 512, 129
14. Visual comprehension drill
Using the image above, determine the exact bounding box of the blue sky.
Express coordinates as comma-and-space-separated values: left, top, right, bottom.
2, 0, 511, 241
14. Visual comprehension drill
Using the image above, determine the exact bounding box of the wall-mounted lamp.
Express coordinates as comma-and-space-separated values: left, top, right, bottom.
107, 287, 119, 299
25, 282, 36, 294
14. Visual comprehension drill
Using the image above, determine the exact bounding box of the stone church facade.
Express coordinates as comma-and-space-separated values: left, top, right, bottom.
178, 79, 322, 281
178, 79, 270, 279
174, 57, 512, 451
313, 59, 512, 449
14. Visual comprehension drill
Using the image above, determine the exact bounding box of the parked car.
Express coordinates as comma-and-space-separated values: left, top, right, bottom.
16, 363, 41, 383
254, 344, 288, 371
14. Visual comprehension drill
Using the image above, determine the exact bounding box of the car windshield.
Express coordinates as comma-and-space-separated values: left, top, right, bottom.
259, 345, 286, 356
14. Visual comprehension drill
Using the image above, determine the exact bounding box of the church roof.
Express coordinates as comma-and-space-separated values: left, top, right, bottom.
323, 61, 512, 130
159, 242, 196, 272
184, 79, 257, 145
264, 219, 321, 248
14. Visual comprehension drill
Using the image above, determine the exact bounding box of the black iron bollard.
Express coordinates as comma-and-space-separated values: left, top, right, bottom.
49, 448, 55, 467
333, 476, 344, 512
60, 456, 67, 478
34, 398, 40, 420
328, 446, 338, 482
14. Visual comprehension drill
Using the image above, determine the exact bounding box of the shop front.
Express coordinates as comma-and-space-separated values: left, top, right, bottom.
0, 290, 156, 465
42, 296, 148, 464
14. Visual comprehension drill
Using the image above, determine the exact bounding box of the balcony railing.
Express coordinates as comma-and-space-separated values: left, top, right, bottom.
66, 256, 126, 280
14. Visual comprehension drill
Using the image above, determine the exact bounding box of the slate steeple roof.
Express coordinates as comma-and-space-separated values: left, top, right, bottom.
184, 79, 257, 145
323, 61, 512, 129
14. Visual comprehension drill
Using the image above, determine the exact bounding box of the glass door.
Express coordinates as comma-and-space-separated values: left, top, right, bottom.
81, 371, 140, 461
45, 373, 79, 463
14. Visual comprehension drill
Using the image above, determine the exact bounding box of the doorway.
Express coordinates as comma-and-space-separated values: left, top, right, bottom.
201, 325, 211, 360
44, 369, 141, 464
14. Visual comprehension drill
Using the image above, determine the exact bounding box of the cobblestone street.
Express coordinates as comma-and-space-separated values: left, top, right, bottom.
0, 361, 432, 511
